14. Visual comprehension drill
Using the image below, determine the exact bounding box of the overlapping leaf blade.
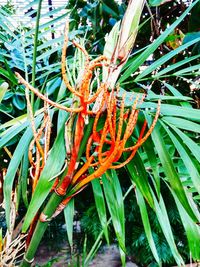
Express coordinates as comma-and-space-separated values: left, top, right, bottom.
135, 36, 200, 82
102, 170, 126, 266
136, 188, 161, 265
119, 0, 199, 83
145, 116, 198, 222
22, 112, 67, 232
151, 191, 184, 266
154, 54, 200, 78
64, 198, 74, 249
92, 179, 109, 244
161, 120, 200, 195
142, 138, 160, 196
167, 124, 200, 163
4, 116, 43, 229
170, 188, 200, 259
163, 117, 200, 133
125, 151, 154, 208
142, 103, 200, 121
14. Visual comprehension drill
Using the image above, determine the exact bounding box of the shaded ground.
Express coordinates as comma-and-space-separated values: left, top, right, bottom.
34, 244, 137, 267
34, 240, 68, 266
89, 246, 137, 267
34, 243, 200, 267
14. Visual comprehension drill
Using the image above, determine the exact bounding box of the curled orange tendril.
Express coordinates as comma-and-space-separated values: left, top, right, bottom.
15, 20, 160, 215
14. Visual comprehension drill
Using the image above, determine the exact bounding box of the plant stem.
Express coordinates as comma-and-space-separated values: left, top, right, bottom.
20, 193, 63, 267
20, 119, 94, 266
31, 0, 43, 107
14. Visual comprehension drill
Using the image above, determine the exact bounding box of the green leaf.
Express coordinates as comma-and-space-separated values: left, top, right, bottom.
169, 187, 200, 260
21, 151, 29, 208
4, 116, 43, 230
143, 138, 160, 196
167, 123, 200, 163
92, 179, 109, 244
12, 95, 26, 110
0, 68, 17, 84
22, 112, 68, 232
147, 93, 192, 101
82, 235, 88, 267
142, 103, 200, 121
119, 0, 199, 83
0, 113, 28, 130
64, 198, 74, 249
46, 77, 61, 96
102, 2, 119, 17
135, 36, 200, 82
84, 234, 103, 266
4, 59, 18, 85
162, 82, 183, 96
125, 152, 154, 208
148, 0, 170, 6
146, 117, 198, 223
36, 46, 61, 62
161, 121, 200, 196
56, 81, 67, 102
151, 191, 184, 266
0, 16, 17, 39
183, 32, 200, 45
153, 55, 200, 78
174, 64, 200, 75
84, 186, 134, 267
16, 150, 29, 210
163, 117, 200, 133
23, 0, 39, 12
161, 82, 192, 108
136, 188, 161, 265
36, 36, 63, 52
40, 4, 67, 20
0, 82, 9, 103
0, 103, 13, 114
24, 13, 67, 38
174, 64, 200, 76
102, 170, 126, 266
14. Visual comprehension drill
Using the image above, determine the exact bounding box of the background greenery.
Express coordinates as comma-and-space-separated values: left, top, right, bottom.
0, 0, 200, 266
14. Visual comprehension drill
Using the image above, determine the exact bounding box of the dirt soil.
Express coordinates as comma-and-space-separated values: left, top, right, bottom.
34, 244, 138, 267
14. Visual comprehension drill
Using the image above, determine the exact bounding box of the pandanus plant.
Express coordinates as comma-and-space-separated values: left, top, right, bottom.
13, 1, 160, 266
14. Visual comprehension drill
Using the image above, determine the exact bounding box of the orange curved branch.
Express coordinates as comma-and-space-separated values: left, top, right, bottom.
72, 40, 90, 66
16, 72, 83, 113
71, 156, 94, 184
86, 83, 106, 104
123, 100, 161, 152
110, 149, 138, 169
106, 93, 116, 142
71, 145, 120, 190
86, 135, 94, 161
111, 118, 148, 170
98, 119, 109, 165
90, 55, 108, 65
116, 94, 126, 142
92, 90, 107, 134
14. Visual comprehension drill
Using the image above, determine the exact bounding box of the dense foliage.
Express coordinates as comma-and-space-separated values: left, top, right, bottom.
0, 0, 200, 266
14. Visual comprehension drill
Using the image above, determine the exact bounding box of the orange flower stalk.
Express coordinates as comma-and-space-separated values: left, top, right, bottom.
69, 94, 160, 194
16, 20, 160, 206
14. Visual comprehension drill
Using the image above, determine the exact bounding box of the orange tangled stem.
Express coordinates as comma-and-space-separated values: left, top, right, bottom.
15, 19, 160, 215
69, 96, 160, 193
